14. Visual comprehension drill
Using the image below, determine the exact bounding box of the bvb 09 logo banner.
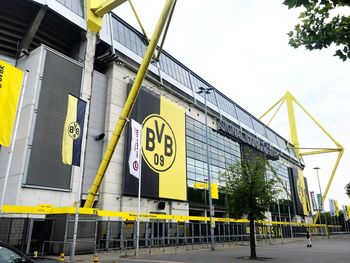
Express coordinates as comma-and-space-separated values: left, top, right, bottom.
124, 88, 186, 201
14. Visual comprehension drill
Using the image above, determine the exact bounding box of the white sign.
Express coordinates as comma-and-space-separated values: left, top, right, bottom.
129, 119, 142, 179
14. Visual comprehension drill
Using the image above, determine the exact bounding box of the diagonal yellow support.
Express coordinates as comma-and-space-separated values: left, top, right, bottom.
259, 91, 344, 224
84, 0, 175, 208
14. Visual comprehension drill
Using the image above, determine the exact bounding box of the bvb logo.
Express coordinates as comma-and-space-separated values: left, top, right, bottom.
142, 114, 176, 172
297, 176, 306, 207
68, 122, 81, 140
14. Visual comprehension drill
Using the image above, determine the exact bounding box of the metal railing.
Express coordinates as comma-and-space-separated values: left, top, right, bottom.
0, 215, 347, 256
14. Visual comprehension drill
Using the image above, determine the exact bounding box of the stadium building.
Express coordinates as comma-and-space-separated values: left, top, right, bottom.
0, 0, 313, 254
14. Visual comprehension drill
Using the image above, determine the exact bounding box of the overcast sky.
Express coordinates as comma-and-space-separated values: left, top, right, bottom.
114, 1, 350, 209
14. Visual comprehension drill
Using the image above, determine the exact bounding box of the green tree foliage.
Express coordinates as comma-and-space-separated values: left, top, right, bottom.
283, 0, 350, 61
345, 182, 350, 198
221, 147, 279, 259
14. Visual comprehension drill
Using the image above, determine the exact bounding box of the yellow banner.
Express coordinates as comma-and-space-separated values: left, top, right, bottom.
158, 96, 187, 201
0, 60, 24, 147
193, 182, 219, 199
334, 200, 339, 217
62, 95, 78, 165
297, 170, 310, 216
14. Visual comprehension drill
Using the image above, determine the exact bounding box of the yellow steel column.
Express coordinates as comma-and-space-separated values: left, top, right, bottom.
284, 92, 301, 159
84, 0, 175, 208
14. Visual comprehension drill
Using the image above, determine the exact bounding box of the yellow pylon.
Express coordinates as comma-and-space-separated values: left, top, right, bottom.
260, 91, 344, 223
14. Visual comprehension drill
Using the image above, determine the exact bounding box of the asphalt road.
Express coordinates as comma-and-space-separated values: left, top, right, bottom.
92, 237, 350, 263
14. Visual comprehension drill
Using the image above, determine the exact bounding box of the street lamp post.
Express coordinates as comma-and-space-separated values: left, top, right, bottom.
197, 86, 215, 251
314, 167, 329, 237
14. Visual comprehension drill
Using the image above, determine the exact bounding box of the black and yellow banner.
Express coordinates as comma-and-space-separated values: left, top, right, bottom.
62, 94, 86, 166
0, 60, 24, 147
289, 167, 311, 216
124, 87, 186, 201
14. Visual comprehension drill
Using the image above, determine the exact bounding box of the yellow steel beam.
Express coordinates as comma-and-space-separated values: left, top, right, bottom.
284, 91, 301, 158
127, 0, 150, 43
266, 97, 285, 126
292, 95, 343, 149
92, 0, 128, 17
314, 150, 344, 223
301, 149, 340, 156
155, 0, 177, 62
84, 0, 175, 208
259, 96, 285, 121
87, 0, 127, 32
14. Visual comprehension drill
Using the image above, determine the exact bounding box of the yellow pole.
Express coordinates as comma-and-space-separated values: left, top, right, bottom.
259, 96, 284, 120
314, 150, 343, 223
284, 92, 301, 158
127, 0, 150, 42
84, 0, 175, 208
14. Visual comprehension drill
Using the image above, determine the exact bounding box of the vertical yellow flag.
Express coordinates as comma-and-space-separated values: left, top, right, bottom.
334, 200, 339, 217
0, 60, 24, 147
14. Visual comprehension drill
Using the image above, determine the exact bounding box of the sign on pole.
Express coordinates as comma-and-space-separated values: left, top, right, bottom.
129, 119, 142, 254
129, 119, 142, 179
310, 191, 317, 212
317, 193, 323, 212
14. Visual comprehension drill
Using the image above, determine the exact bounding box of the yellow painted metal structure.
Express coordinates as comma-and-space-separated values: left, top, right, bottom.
86, 0, 127, 32
127, 0, 150, 43
84, 0, 176, 208
260, 91, 344, 223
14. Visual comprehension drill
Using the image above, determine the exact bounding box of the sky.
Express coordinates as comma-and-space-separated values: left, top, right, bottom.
113, 1, 350, 209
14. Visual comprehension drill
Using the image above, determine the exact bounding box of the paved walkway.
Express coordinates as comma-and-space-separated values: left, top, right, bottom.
74, 236, 350, 263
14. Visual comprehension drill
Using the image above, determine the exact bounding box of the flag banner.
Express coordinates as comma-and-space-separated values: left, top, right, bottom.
123, 87, 186, 201
316, 193, 323, 211
289, 168, 310, 216
334, 200, 339, 217
211, 183, 219, 199
310, 191, 317, 211
62, 94, 86, 166
0, 60, 24, 147
128, 119, 142, 179
193, 182, 219, 199
329, 199, 335, 216
343, 205, 348, 221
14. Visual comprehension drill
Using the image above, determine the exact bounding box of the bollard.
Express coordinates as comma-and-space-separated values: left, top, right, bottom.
59, 252, 65, 262
33, 251, 38, 258
93, 254, 98, 263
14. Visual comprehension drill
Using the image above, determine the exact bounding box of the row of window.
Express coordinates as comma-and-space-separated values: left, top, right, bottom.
268, 159, 292, 201
56, 0, 84, 17
186, 117, 241, 187
186, 116, 293, 201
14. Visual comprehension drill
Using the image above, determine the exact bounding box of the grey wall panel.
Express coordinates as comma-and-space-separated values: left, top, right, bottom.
25, 50, 83, 189
0, 47, 44, 202
82, 71, 107, 194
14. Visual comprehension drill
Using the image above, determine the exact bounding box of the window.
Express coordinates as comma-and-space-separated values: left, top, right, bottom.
236, 107, 253, 128
56, 0, 84, 17
0, 246, 21, 263
186, 116, 241, 186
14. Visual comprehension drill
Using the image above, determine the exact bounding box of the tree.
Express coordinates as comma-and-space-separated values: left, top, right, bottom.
283, 0, 350, 61
345, 182, 350, 198
221, 147, 279, 259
